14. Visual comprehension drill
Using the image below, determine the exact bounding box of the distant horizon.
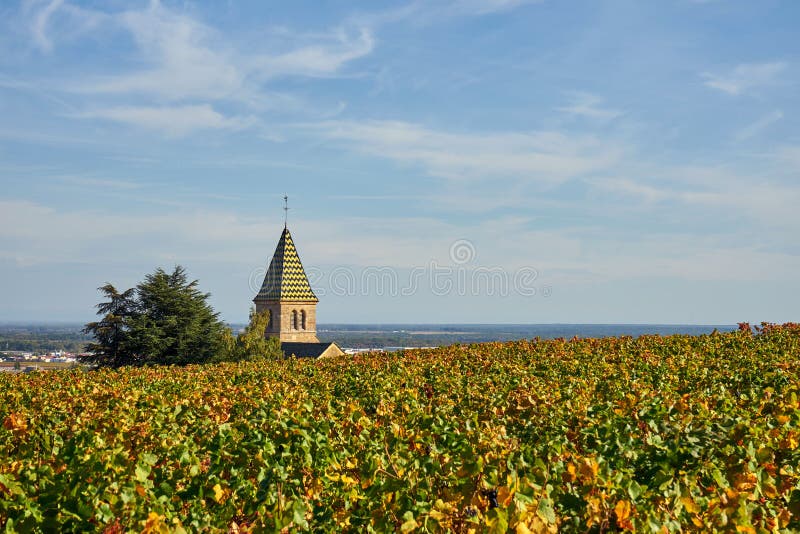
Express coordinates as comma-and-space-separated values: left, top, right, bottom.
0, 320, 743, 327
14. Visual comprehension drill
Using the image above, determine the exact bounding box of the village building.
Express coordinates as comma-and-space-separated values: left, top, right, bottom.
253, 213, 343, 359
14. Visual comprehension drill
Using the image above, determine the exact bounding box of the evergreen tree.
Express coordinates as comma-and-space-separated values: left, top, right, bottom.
129, 267, 225, 365
82, 284, 136, 367
82, 266, 226, 367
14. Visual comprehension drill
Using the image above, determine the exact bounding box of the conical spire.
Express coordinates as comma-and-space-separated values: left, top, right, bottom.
254, 227, 318, 302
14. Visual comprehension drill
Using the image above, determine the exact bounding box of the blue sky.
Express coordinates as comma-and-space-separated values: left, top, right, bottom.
1, 0, 798, 324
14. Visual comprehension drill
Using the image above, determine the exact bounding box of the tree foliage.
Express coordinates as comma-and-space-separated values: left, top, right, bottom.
81, 266, 226, 367
81, 284, 136, 368
215, 308, 283, 362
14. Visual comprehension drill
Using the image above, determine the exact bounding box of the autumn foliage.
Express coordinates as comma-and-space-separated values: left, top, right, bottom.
1, 325, 799, 532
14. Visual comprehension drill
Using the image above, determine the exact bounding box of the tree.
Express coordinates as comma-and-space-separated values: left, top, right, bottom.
215, 308, 283, 362
81, 284, 136, 367
128, 267, 226, 365
82, 266, 227, 367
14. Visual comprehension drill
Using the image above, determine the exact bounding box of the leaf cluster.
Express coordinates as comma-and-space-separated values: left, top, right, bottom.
2, 324, 799, 532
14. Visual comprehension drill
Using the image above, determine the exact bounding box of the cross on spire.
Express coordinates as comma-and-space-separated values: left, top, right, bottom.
283, 195, 289, 228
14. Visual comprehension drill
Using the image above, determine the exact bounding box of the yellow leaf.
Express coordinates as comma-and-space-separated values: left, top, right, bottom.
2, 413, 27, 433
762, 482, 778, 498
781, 432, 798, 450
562, 463, 577, 483
212, 483, 225, 503
141, 512, 166, 534
578, 458, 598, 482
497, 486, 514, 507
681, 496, 699, 514
615, 500, 631, 521
428, 509, 447, 522
734, 472, 757, 492
400, 517, 418, 532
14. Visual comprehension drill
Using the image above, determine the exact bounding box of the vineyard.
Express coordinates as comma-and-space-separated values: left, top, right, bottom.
1, 324, 799, 532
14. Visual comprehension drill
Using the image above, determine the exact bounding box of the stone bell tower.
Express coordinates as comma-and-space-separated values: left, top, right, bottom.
253, 223, 320, 343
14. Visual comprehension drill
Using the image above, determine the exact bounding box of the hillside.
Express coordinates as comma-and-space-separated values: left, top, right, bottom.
1, 325, 799, 532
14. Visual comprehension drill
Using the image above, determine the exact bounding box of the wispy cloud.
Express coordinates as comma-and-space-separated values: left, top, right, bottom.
249, 28, 374, 80
68, 2, 373, 105
19, 0, 375, 137
734, 110, 783, 141
30, 0, 63, 51
313, 120, 623, 183
352, 0, 541, 25
57, 176, 143, 190
446, 0, 543, 15
72, 105, 257, 137
557, 92, 622, 121
591, 164, 800, 233
702, 61, 786, 95
25, 0, 107, 52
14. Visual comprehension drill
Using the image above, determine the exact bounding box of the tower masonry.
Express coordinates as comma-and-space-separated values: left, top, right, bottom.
253, 226, 320, 343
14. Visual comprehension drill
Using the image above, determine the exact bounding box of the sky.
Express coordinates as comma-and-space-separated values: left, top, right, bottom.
1, 0, 799, 325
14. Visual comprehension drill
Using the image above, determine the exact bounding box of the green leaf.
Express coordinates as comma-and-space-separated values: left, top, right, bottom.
0, 474, 24, 496
536, 497, 556, 524
486, 508, 509, 534
142, 452, 158, 466
291, 499, 309, 529
135, 465, 150, 483
400, 511, 417, 532
627, 480, 642, 500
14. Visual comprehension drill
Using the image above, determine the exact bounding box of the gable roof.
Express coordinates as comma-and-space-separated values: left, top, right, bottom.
254, 227, 318, 303
281, 342, 343, 359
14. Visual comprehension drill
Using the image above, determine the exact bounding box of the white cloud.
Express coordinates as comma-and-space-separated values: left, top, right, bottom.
25, 0, 107, 53
4, 199, 798, 287
557, 92, 622, 121
83, 2, 247, 103
447, 0, 542, 15
250, 28, 374, 79
702, 61, 786, 96
591, 168, 800, 233
67, 2, 373, 106
21, 0, 373, 120
30, 0, 63, 51
590, 178, 670, 203
58, 176, 143, 190
734, 110, 783, 141
73, 105, 256, 137
352, 0, 541, 27
313, 120, 623, 183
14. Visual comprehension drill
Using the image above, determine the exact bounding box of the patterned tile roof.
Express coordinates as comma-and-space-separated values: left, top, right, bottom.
254, 227, 318, 302
281, 342, 343, 358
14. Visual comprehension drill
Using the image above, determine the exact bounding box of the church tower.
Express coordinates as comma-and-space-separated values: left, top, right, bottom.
253, 226, 320, 343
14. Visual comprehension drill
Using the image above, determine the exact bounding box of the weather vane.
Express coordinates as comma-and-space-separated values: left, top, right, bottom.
283, 195, 289, 228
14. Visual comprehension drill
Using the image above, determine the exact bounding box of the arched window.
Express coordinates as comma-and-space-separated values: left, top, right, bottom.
301, 310, 307, 330
291, 310, 298, 330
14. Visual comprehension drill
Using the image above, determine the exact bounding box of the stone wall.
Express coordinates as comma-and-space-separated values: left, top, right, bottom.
255, 300, 319, 343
